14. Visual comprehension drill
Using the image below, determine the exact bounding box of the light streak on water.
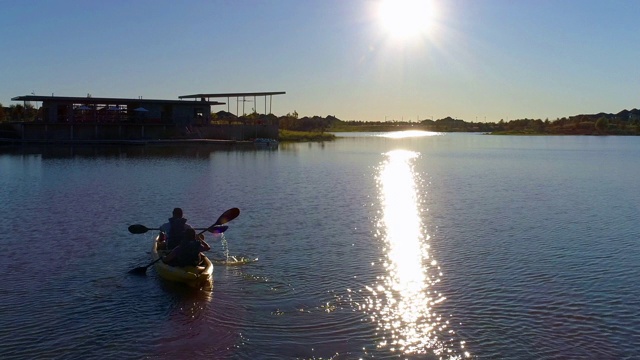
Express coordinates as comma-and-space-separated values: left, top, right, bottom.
377, 130, 442, 139
368, 149, 469, 358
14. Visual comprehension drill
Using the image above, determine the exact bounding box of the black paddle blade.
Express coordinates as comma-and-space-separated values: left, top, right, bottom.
128, 224, 150, 234
128, 266, 148, 275
214, 208, 240, 226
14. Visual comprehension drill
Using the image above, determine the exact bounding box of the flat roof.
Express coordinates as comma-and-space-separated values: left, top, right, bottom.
179, 91, 286, 99
12, 95, 225, 106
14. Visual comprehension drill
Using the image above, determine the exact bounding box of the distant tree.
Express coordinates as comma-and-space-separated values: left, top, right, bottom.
279, 112, 298, 130
595, 116, 609, 133
9, 104, 24, 121
7, 103, 37, 122
240, 111, 260, 124
0, 103, 6, 122
286, 110, 299, 119
24, 103, 36, 121
214, 110, 237, 124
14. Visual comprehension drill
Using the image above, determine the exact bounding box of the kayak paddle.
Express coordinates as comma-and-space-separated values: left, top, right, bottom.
212, 207, 240, 227
128, 224, 228, 234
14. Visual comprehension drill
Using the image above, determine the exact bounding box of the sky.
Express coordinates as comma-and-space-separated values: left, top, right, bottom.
1, 0, 639, 122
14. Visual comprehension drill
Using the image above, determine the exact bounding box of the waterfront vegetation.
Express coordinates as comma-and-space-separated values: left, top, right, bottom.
3, 103, 640, 141
278, 130, 335, 142
279, 110, 640, 136
247, 108, 640, 137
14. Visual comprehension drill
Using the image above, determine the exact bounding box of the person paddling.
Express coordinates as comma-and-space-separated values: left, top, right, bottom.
163, 228, 211, 267
159, 208, 193, 250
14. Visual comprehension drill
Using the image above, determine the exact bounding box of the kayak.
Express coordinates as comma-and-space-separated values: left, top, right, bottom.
152, 235, 213, 290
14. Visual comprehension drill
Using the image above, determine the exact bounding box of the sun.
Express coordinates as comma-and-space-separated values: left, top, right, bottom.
378, 0, 436, 40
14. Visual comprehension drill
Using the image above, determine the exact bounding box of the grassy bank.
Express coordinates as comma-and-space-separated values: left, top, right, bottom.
279, 130, 336, 142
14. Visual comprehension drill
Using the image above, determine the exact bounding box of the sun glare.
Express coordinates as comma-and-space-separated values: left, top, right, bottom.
378, 0, 436, 40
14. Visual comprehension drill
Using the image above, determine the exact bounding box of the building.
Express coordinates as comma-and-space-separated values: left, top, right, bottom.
7, 92, 285, 142
11, 94, 224, 125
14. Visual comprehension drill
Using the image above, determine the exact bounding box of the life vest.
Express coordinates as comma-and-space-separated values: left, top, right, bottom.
167, 217, 188, 249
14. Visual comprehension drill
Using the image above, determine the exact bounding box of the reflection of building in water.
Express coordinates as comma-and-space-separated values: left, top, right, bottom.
8, 91, 285, 142
0, 143, 265, 159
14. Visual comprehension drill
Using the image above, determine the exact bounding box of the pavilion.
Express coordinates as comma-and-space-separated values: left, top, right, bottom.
8, 91, 286, 142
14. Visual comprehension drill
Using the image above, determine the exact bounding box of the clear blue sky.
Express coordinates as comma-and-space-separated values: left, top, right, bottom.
2, 0, 639, 122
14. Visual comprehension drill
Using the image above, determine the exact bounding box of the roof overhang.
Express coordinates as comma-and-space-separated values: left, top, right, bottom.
179, 91, 286, 99
12, 95, 225, 106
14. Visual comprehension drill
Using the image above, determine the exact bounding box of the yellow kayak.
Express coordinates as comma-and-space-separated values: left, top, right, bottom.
152, 236, 213, 290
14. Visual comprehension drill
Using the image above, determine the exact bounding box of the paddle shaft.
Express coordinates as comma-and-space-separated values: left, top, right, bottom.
128, 224, 228, 234
143, 257, 162, 270
129, 208, 239, 235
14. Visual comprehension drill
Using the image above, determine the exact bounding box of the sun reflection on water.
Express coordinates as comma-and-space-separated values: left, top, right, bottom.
367, 149, 468, 358
377, 130, 442, 139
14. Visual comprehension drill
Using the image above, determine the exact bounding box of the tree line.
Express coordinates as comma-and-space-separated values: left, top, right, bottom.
0, 103, 39, 122
285, 111, 640, 135
4, 103, 640, 135
210, 110, 337, 133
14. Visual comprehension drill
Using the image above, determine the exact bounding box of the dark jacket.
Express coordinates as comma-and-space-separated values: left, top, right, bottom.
173, 239, 203, 267
167, 217, 188, 249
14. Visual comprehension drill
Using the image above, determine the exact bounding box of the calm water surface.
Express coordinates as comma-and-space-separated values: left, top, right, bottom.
1, 133, 639, 359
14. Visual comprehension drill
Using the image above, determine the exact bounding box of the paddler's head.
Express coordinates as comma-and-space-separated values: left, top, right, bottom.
184, 228, 196, 242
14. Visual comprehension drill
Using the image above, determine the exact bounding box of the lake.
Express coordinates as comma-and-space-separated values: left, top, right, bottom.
1, 132, 639, 359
